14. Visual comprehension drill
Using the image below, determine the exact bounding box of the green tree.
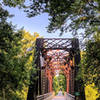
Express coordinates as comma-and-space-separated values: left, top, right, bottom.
80, 32, 100, 99
58, 72, 66, 93
0, 6, 38, 100
53, 72, 66, 95
53, 76, 59, 95
2, 0, 25, 7
19, 30, 40, 100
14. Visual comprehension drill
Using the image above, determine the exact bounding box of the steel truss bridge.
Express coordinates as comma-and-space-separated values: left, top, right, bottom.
27, 38, 85, 100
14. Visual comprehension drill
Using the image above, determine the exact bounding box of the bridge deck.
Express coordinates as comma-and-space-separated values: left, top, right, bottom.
52, 91, 66, 100
52, 96, 66, 100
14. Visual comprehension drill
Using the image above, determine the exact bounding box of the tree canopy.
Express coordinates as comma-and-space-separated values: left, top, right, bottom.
2, 0, 100, 37
0, 6, 26, 99
78, 32, 100, 99
83, 33, 100, 88
0, 5, 39, 99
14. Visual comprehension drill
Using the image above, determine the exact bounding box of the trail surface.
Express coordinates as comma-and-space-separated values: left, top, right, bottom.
52, 91, 66, 100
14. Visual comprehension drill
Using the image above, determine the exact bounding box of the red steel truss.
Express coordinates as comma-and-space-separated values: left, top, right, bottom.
43, 49, 74, 93
27, 38, 85, 100
37, 38, 76, 94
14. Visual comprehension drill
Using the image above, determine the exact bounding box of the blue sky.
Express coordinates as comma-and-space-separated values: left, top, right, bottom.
5, 6, 73, 38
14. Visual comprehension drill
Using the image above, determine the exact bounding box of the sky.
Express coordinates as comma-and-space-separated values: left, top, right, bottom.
5, 6, 73, 38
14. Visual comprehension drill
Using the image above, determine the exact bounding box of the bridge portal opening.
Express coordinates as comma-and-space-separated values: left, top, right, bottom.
45, 49, 74, 94
53, 71, 66, 95
27, 38, 85, 100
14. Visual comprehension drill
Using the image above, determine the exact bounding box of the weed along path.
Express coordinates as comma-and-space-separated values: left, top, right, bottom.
52, 91, 66, 100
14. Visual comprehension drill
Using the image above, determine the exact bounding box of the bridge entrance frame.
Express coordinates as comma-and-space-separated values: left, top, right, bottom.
27, 38, 85, 100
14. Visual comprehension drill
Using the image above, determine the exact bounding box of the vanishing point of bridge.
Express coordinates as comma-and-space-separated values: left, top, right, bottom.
27, 38, 85, 100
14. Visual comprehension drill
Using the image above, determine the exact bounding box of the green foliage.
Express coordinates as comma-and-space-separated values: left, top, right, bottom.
2, 0, 25, 7
1, 0, 100, 37
85, 83, 100, 100
53, 72, 66, 95
53, 76, 59, 95
0, 5, 39, 100
58, 73, 66, 92
82, 40, 100, 88
79, 32, 100, 100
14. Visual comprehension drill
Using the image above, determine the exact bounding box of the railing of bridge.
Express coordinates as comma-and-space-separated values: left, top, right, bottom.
36, 92, 53, 100
65, 92, 75, 100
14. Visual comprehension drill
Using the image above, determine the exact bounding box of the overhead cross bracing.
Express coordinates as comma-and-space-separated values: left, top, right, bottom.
43, 38, 72, 49
36, 38, 72, 51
